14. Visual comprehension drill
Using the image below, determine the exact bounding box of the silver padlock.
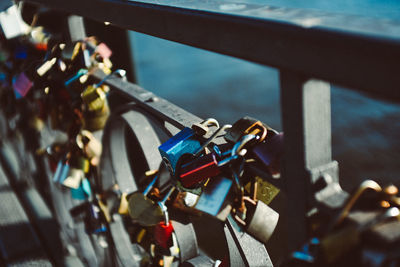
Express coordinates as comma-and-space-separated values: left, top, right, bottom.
191, 118, 219, 136
235, 196, 279, 244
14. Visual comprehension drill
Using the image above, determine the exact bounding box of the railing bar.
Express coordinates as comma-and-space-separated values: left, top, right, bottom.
24, 0, 400, 100
92, 69, 202, 130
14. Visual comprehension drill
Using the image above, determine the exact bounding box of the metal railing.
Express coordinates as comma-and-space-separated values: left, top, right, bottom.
23, 0, 400, 253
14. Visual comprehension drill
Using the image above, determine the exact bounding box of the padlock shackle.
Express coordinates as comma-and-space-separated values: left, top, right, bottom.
244, 122, 268, 142
334, 179, 382, 226
231, 134, 258, 157
95, 68, 126, 88
158, 187, 176, 225
200, 118, 219, 128
161, 186, 176, 204
64, 68, 88, 87
193, 124, 232, 157
143, 174, 159, 196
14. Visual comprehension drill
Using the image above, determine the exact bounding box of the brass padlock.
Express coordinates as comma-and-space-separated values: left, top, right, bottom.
81, 85, 107, 112
83, 100, 110, 131
244, 176, 280, 205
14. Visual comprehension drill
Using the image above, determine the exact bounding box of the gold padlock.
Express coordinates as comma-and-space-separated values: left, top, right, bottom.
83, 101, 110, 131
81, 85, 106, 112
118, 193, 129, 215
244, 176, 280, 205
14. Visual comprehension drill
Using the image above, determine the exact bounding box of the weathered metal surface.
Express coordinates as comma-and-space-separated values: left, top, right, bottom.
93, 69, 202, 130
280, 71, 338, 251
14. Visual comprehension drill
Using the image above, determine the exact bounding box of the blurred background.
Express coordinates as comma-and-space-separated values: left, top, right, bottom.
128, 0, 400, 192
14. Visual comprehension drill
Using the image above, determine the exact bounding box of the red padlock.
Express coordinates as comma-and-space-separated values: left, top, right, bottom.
179, 153, 221, 188
154, 221, 174, 249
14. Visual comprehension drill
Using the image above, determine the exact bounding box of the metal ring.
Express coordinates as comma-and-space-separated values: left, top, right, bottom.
101, 104, 163, 193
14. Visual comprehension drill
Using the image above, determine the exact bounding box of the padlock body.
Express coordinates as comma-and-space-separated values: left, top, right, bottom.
225, 116, 272, 143
83, 102, 110, 131
158, 127, 201, 174
53, 161, 70, 183
225, 116, 260, 143
154, 222, 174, 249
195, 176, 233, 218
70, 178, 92, 200
63, 168, 84, 189
85, 204, 107, 234
252, 132, 283, 175
81, 85, 106, 112
179, 153, 221, 188
246, 200, 279, 244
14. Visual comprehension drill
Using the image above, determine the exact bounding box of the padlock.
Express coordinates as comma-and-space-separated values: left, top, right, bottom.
225, 116, 276, 143
192, 124, 232, 158
172, 191, 202, 216
177, 132, 255, 188
333, 180, 382, 227
61, 42, 80, 63
95, 42, 112, 60
252, 132, 284, 177
195, 176, 233, 220
70, 201, 106, 234
178, 153, 221, 188
63, 167, 85, 189
69, 155, 90, 173
64, 68, 88, 90
191, 118, 219, 136
81, 84, 107, 112
128, 174, 164, 226
36, 57, 57, 77
235, 196, 279, 244
244, 176, 280, 205
83, 99, 110, 131
76, 130, 102, 165
29, 26, 51, 51
62, 156, 89, 189
53, 159, 70, 183
85, 203, 107, 234
154, 187, 176, 249
70, 177, 92, 200
158, 118, 219, 175
12, 72, 33, 99
0, 4, 29, 39
322, 207, 400, 264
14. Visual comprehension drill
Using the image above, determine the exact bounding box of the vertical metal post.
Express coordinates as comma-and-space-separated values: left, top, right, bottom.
67, 15, 87, 42
280, 70, 334, 251
83, 19, 137, 83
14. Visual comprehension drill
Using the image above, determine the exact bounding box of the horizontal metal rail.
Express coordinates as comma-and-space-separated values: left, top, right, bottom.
92, 69, 202, 130
25, 0, 400, 101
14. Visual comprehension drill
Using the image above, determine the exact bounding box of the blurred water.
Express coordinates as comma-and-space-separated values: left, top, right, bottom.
129, 2, 400, 190
232, 0, 400, 20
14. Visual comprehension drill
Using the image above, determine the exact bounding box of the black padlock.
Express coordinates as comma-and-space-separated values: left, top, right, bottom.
225, 116, 276, 143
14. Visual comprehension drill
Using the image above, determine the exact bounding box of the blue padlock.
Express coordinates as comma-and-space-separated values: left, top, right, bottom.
158, 118, 219, 175
70, 178, 92, 200
53, 160, 70, 183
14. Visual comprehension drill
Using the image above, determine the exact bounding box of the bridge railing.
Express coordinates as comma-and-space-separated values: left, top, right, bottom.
23, 0, 400, 252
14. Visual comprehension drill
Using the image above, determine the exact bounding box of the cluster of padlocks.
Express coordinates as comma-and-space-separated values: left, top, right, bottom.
0, 3, 400, 267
